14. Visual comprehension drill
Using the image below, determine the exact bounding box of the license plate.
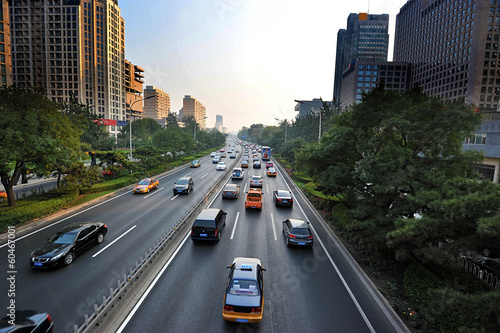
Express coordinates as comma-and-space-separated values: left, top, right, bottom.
34, 262, 43, 266
283, 200, 288, 203
200, 234, 207, 237
236, 319, 248, 323
299, 242, 305, 245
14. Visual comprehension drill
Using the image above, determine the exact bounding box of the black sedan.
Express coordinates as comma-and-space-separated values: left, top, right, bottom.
273, 189, 293, 207
0, 310, 53, 332
282, 218, 313, 248
31, 222, 107, 268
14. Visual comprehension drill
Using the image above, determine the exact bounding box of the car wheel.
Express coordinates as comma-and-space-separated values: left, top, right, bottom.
96, 233, 105, 244
286, 237, 290, 247
147, 188, 150, 193
64, 252, 75, 266
217, 232, 221, 242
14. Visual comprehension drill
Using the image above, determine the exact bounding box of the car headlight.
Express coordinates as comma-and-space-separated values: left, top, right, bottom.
50, 252, 64, 261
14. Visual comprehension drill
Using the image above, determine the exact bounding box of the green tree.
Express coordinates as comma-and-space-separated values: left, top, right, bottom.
117, 117, 162, 148
153, 126, 194, 158
0, 86, 81, 207
297, 84, 483, 253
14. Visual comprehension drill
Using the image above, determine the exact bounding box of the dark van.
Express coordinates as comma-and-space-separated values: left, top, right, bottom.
191, 208, 227, 242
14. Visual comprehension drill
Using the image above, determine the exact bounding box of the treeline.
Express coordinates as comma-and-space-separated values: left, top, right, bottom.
239, 85, 500, 332
0, 85, 226, 207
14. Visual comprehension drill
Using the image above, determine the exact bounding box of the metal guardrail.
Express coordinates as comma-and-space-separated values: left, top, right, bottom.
74, 154, 239, 333
460, 256, 500, 290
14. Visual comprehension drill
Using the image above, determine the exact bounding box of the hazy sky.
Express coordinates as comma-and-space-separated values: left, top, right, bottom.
120, 0, 407, 133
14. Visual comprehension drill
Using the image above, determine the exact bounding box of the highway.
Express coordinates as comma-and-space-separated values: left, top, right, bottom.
0, 143, 408, 332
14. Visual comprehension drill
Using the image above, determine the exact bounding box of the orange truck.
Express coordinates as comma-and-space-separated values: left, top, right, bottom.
245, 188, 263, 210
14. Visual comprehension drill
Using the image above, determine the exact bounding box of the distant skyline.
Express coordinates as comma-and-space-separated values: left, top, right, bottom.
120, 0, 407, 133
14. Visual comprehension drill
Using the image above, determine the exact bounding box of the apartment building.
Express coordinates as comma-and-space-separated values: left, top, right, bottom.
183, 95, 206, 129
0, 0, 11, 86
8, 0, 126, 137
143, 85, 170, 126
125, 60, 145, 120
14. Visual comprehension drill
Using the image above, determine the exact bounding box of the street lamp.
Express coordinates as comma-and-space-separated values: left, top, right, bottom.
130, 95, 154, 161
275, 118, 288, 142
294, 99, 323, 142
194, 116, 208, 142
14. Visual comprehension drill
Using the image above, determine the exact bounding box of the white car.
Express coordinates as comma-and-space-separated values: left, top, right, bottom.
250, 175, 263, 187
213, 157, 220, 164
216, 162, 227, 171
210, 152, 216, 157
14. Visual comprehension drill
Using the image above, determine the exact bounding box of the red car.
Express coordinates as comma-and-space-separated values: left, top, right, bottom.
266, 162, 274, 169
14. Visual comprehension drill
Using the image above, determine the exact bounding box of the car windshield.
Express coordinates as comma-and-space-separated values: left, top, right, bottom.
138, 180, 150, 185
49, 232, 77, 244
192, 160, 198, 164
228, 279, 259, 296
177, 179, 189, 185
277, 190, 291, 198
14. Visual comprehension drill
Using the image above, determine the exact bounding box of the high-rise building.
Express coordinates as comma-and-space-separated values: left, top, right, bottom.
144, 85, 170, 126
393, 0, 500, 182
0, 0, 12, 86
125, 60, 145, 119
183, 95, 206, 129
333, 13, 390, 102
215, 114, 223, 132
393, 0, 490, 110
294, 98, 333, 118
8, 0, 126, 137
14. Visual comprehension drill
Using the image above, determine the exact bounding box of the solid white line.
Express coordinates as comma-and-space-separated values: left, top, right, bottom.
230, 212, 239, 240
200, 172, 209, 179
270, 213, 277, 241
116, 231, 191, 333
171, 194, 179, 201
244, 183, 248, 193
0, 190, 131, 248
266, 183, 269, 194
294, 198, 376, 333
92, 225, 137, 258
144, 187, 163, 199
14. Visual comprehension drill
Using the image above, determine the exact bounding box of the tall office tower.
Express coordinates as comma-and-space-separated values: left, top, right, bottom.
0, 0, 12, 86
125, 60, 145, 119
8, 0, 126, 137
143, 85, 170, 126
394, 0, 494, 111
333, 13, 390, 102
183, 95, 207, 129
215, 114, 223, 132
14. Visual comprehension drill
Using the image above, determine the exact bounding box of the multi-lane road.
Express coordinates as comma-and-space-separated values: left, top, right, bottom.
0, 143, 408, 332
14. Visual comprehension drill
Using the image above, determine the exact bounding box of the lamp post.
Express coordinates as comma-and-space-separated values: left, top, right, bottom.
275, 118, 287, 142
194, 116, 208, 142
129, 95, 154, 161
294, 99, 323, 142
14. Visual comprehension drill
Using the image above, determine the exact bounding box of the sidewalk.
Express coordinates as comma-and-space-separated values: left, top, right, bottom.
0, 176, 57, 192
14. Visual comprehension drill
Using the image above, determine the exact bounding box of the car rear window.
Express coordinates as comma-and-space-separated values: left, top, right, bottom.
193, 220, 215, 228
248, 193, 261, 198
291, 228, 310, 236
228, 279, 259, 296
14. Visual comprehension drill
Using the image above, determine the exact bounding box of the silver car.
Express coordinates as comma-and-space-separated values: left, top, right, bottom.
232, 168, 244, 180
250, 175, 263, 188
222, 184, 240, 199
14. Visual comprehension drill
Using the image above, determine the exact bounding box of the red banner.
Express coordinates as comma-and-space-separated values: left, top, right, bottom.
93, 119, 117, 126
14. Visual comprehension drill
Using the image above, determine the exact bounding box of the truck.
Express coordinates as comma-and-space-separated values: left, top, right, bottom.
261, 146, 271, 161
245, 188, 263, 210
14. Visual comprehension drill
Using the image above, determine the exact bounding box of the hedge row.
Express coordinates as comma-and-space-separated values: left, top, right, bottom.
0, 189, 79, 231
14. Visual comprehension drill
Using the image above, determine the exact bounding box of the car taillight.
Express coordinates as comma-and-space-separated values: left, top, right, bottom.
215, 229, 218, 236
308, 235, 314, 239
224, 305, 234, 312
223, 191, 227, 194
289, 198, 293, 202
289, 234, 296, 238
190, 228, 193, 235
46, 314, 52, 323
103, 224, 107, 228
277, 198, 282, 202
250, 307, 261, 314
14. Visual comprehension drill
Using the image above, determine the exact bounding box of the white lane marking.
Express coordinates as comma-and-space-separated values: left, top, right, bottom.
92, 225, 137, 258
266, 183, 269, 194
201, 172, 209, 179
144, 187, 163, 199
294, 196, 376, 333
0, 190, 131, 248
183, 172, 192, 177
270, 213, 277, 241
244, 183, 248, 193
116, 231, 191, 333
171, 194, 179, 201
230, 212, 240, 240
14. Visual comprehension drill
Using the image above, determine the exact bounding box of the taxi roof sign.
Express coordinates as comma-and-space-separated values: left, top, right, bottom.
241, 264, 253, 270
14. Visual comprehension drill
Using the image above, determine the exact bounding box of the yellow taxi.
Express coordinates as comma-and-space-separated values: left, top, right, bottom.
190, 159, 201, 168
223, 257, 265, 323
0, 191, 7, 199
241, 160, 249, 168
133, 178, 159, 194
267, 167, 277, 177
